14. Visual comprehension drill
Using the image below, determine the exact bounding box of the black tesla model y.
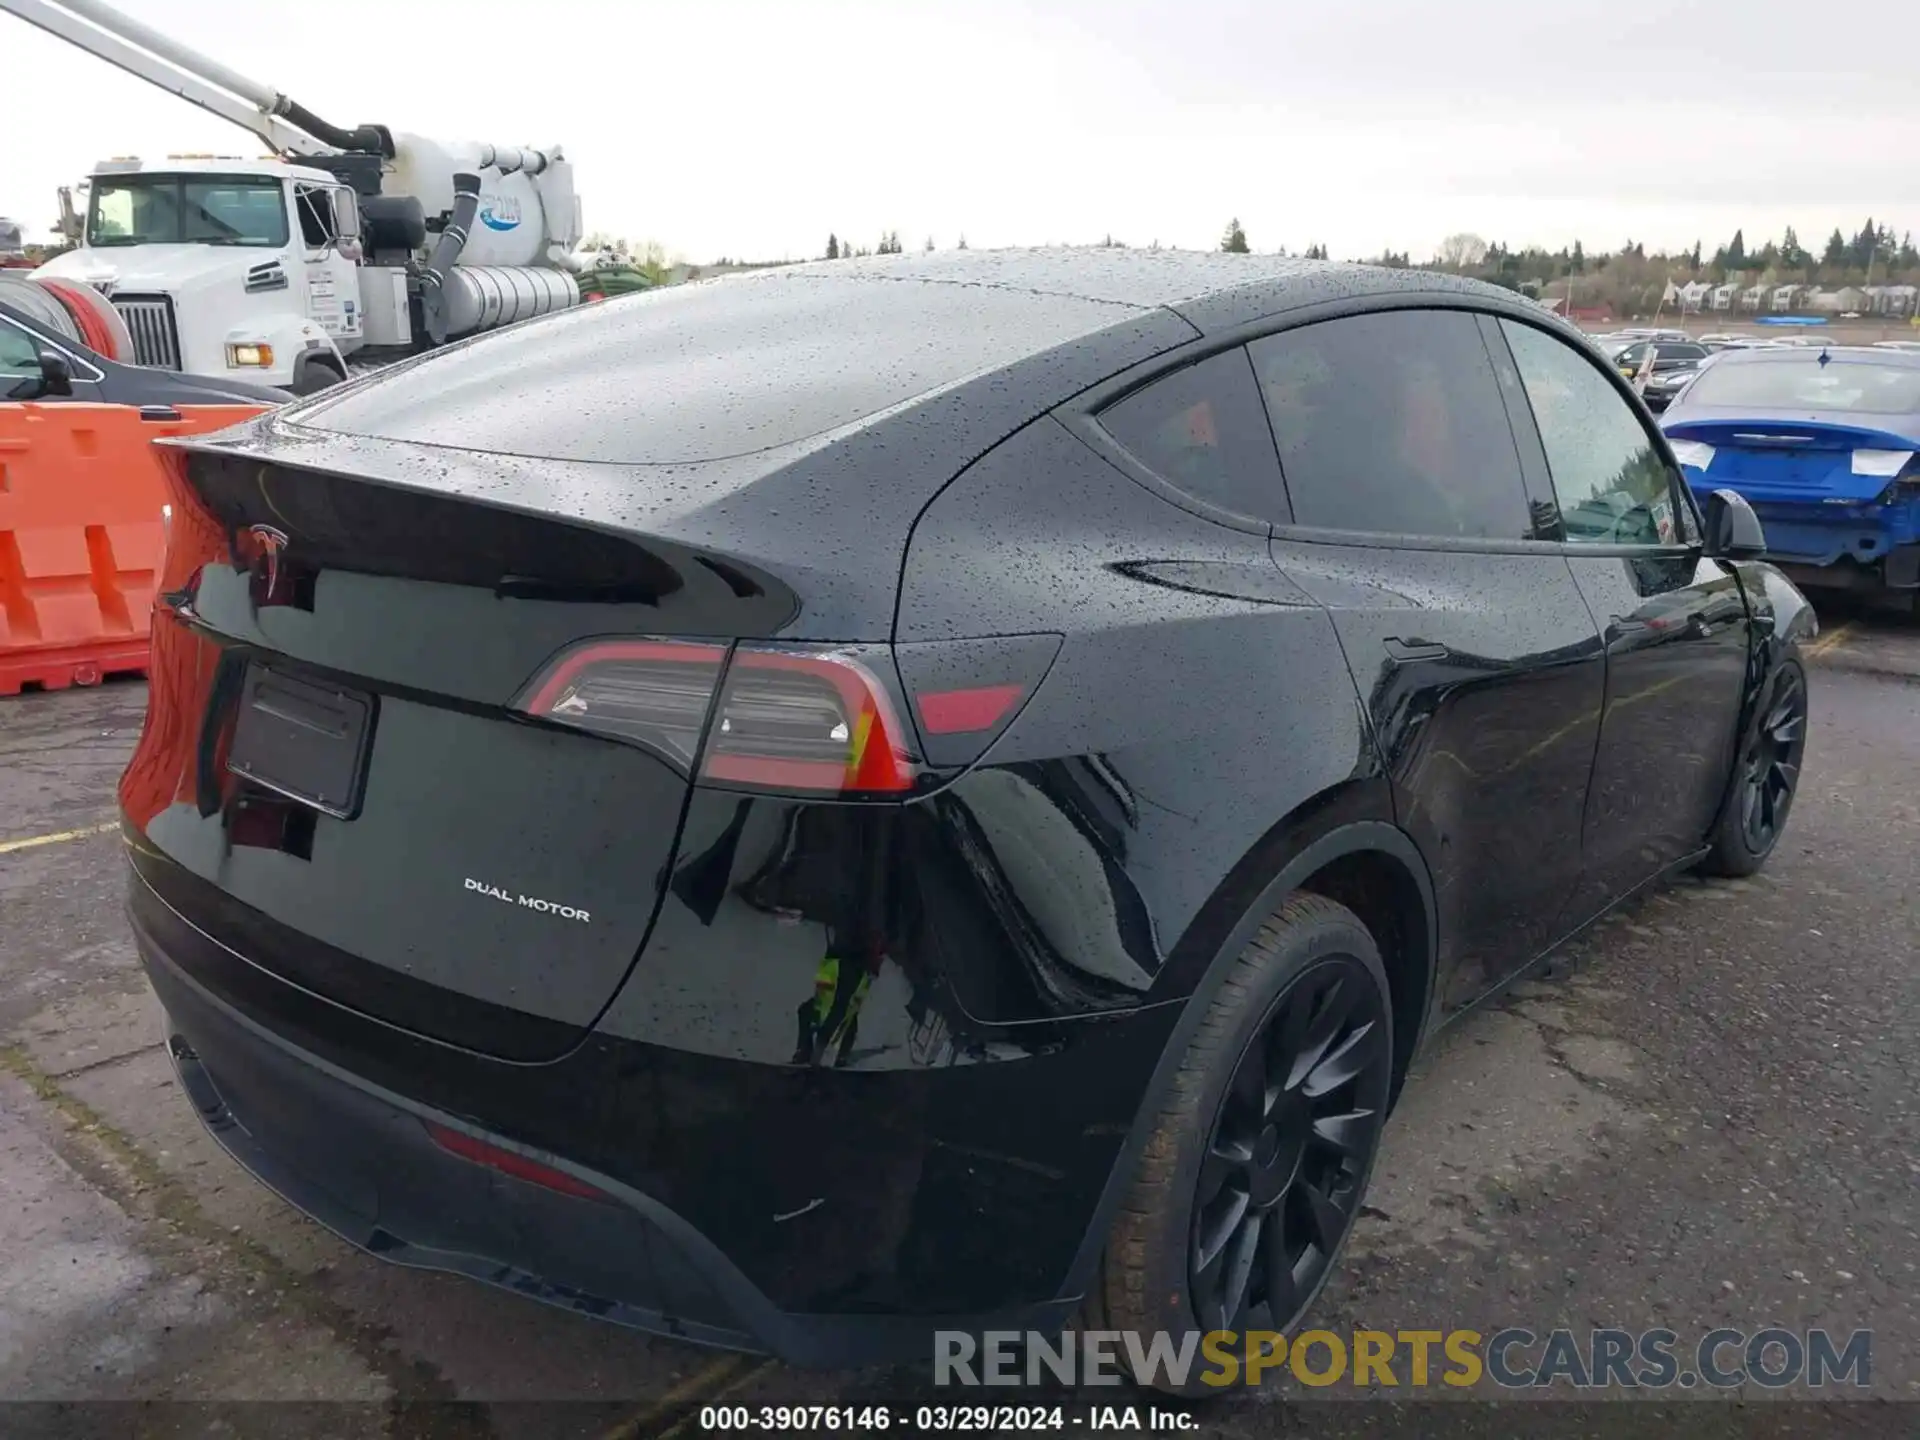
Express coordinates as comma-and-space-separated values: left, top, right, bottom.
122, 250, 1812, 1380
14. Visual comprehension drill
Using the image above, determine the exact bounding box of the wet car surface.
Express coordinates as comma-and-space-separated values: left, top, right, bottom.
2, 253, 1853, 1419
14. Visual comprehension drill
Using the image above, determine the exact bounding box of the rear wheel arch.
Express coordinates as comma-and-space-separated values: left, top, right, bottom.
1156, 788, 1436, 1079
1061, 811, 1437, 1305
1177, 818, 1436, 1099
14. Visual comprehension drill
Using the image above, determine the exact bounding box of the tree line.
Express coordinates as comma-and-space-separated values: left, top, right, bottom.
1215, 216, 1918, 313
593, 216, 1919, 313
823, 231, 956, 258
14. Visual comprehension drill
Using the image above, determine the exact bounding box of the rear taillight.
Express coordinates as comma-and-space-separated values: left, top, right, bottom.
1851, 448, 1915, 478
516, 640, 922, 796
705, 648, 917, 794
520, 639, 726, 769
1872, 454, 1920, 504
1667, 438, 1715, 473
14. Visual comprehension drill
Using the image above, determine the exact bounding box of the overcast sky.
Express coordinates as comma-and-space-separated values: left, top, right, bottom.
7, 0, 1919, 263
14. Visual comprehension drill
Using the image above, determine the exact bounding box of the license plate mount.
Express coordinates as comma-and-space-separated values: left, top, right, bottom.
226, 665, 375, 820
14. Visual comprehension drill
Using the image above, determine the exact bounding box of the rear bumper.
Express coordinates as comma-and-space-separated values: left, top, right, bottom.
1685, 487, 1920, 585
147, 940, 767, 1353
1761, 539, 1920, 591
130, 862, 1177, 1365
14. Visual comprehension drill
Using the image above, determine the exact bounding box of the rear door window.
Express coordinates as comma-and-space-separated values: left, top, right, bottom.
1501, 320, 1681, 545
1652, 343, 1707, 368
0, 319, 41, 376
1247, 310, 1534, 540
1096, 347, 1288, 521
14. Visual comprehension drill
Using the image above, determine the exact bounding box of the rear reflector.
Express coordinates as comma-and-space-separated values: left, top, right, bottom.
893, 633, 1063, 769
424, 1122, 612, 1202
917, 683, 1026, 735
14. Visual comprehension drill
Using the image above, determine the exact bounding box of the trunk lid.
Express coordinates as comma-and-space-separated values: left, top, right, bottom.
1664, 419, 1917, 504
123, 445, 795, 1062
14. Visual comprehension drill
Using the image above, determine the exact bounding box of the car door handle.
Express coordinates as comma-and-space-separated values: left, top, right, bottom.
1383, 638, 1449, 663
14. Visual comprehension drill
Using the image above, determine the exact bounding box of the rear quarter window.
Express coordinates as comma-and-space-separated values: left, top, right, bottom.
1095, 347, 1288, 521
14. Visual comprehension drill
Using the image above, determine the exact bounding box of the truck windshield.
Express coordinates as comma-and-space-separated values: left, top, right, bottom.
87, 175, 288, 248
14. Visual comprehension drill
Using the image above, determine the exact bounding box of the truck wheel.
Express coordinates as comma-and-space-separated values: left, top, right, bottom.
290, 360, 344, 396
1084, 894, 1393, 1393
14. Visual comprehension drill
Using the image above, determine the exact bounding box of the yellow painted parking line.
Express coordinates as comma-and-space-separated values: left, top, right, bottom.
0, 820, 118, 856
599, 1354, 768, 1440
654, 1359, 782, 1440
1806, 621, 1855, 659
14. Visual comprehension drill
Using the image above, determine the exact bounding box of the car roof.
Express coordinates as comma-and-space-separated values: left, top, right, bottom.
292, 248, 1536, 468
755, 247, 1522, 337
820, 245, 1456, 295
1700, 344, 1920, 368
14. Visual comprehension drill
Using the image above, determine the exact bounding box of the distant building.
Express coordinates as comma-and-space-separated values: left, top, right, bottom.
1805, 289, 1870, 314
1740, 283, 1769, 311
1871, 284, 1918, 317
1771, 284, 1807, 311
1710, 283, 1738, 311
1677, 280, 1714, 312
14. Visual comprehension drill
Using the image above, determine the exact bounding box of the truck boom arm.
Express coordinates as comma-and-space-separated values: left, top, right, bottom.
2, 0, 390, 158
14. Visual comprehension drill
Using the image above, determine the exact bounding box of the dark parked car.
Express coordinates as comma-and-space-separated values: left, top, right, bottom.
122, 252, 1812, 1388
1663, 344, 1920, 612
1639, 358, 1704, 412
2, 297, 287, 405
1609, 338, 1708, 376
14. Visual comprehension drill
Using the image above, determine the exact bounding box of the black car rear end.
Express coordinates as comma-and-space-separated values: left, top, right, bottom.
121, 268, 1196, 1358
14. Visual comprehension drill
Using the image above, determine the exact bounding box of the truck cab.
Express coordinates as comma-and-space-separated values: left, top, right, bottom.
33, 156, 365, 392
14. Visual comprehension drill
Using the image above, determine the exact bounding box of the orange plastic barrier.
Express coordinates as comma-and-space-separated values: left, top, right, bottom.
0, 402, 268, 696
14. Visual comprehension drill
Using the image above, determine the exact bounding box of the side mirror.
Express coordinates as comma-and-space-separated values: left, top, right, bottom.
39, 351, 75, 396
1703, 488, 1767, 560
331, 188, 362, 246
7, 350, 75, 400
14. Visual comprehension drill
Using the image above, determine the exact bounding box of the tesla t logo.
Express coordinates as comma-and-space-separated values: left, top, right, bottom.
247, 524, 288, 596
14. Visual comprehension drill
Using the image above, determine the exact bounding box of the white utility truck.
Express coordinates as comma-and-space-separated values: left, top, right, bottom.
6, 0, 588, 392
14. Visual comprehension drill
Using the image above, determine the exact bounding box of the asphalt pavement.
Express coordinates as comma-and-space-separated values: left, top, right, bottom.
0, 602, 1915, 1439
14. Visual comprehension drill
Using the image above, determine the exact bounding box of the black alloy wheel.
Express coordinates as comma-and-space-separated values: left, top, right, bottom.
1737, 662, 1806, 857
1188, 955, 1392, 1332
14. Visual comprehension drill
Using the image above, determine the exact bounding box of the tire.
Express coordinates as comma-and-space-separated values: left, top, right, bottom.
1698, 654, 1808, 878
1082, 893, 1394, 1395
290, 360, 343, 397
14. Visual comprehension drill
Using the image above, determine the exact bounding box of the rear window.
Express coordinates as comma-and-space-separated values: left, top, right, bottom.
1682, 358, 1920, 415
301, 273, 1136, 463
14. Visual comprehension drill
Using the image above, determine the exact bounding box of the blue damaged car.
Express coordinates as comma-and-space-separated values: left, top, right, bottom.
1662, 345, 1920, 613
